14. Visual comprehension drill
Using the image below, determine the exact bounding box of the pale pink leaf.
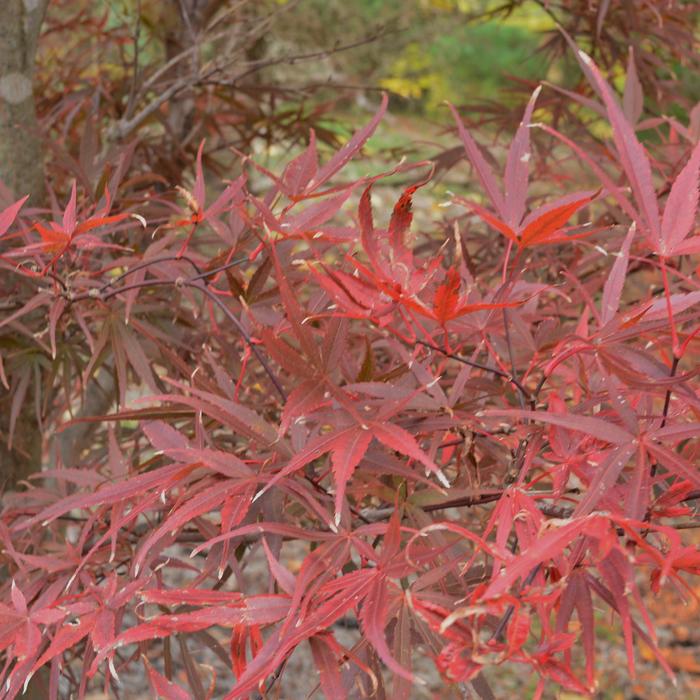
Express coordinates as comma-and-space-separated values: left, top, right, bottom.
117, 323, 158, 391
504, 86, 541, 228
576, 49, 660, 243
0, 195, 29, 236
646, 442, 700, 489
449, 104, 506, 218
133, 481, 246, 575
280, 381, 326, 434
11, 580, 27, 614
360, 580, 415, 682
622, 49, 644, 125
143, 420, 190, 452
309, 635, 345, 700
111, 596, 291, 647
21, 463, 186, 529
204, 175, 246, 221
284, 188, 354, 234
662, 139, 700, 254
643, 290, 700, 320
485, 517, 602, 597
9, 367, 31, 450
596, 0, 611, 37
311, 94, 388, 191
193, 140, 206, 209
32, 614, 94, 672
62, 182, 77, 236
253, 427, 356, 503
371, 421, 449, 487
282, 130, 318, 196
262, 538, 296, 595
149, 389, 279, 445
141, 589, 243, 606
601, 223, 636, 324
573, 443, 638, 516
48, 297, 67, 360
539, 124, 641, 228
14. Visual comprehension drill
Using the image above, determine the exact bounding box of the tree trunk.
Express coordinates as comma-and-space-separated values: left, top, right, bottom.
163, 0, 208, 145
0, 5, 49, 697
0, 0, 49, 205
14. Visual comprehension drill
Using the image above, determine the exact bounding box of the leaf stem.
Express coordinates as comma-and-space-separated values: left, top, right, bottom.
491, 564, 541, 642
650, 354, 680, 480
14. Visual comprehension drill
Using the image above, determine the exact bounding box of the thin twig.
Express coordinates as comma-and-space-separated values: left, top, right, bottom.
415, 339, 533, 405
230, 30, 388, 86
189, 256, 249, 282
673, 521, 700, 530
186, 280, 287, 401
110, 79, 194, 141
360, 491, 578, 522
651, 354, 680, 479
660, 355, 680, 430
491, 564, 541, 642
124, 0, 143, 120
98, 254, 204, 292
65, 255, 286, 401
503, 308, 525, 410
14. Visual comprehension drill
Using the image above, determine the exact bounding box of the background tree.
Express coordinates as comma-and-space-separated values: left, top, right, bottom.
0, 0, 48, 204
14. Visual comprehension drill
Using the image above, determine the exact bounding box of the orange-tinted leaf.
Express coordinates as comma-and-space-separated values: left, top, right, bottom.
433, 267, 461, 325
519, 191, 598, 247
35, 222, 70, 253
74, 212, 129, 234
455, 197, 518, 244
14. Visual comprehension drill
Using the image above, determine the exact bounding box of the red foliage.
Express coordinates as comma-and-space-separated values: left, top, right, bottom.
0, 43, 699, 699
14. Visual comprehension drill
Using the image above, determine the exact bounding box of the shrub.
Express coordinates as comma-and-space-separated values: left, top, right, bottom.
0, 41, 699, 700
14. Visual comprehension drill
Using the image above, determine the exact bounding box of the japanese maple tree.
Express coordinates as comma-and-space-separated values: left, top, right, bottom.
1, 8, 699, 699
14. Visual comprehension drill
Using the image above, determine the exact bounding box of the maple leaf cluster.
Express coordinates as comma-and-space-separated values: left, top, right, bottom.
0, 45, 698, 700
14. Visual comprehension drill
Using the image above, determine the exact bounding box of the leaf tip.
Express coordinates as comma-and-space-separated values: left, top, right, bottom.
436, 469, 450, 488
252, 487, 266, 504
578, 49, 593, 66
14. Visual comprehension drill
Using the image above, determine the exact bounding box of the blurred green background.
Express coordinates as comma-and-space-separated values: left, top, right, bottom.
271, 0, 555, 112
99, 0, 698, 128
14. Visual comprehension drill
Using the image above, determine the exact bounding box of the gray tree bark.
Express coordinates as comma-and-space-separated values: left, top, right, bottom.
0, 0, 49, 494
0, 0, 49, 205
0, 5, 49, 695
